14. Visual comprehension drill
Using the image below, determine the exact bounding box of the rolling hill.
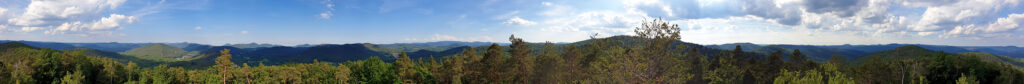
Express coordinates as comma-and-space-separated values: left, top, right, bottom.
852, 45, 950, 64
123, 43, 188, 60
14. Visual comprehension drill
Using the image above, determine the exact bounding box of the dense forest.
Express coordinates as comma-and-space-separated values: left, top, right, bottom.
1, 18, 1023, 84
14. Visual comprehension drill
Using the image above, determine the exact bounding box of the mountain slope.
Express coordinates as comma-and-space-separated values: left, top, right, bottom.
124, 43, 188, 60
958, 52, 1024, 68
853, 45, 950, 64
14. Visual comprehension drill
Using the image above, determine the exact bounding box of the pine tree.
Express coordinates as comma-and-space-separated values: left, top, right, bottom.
684, 47, 709, 83
214, 49, 235, 84
481, 43, 505, 83
789, 49, 808, 71
395, 52, 417, 83
507, 35, 534, 83
444, 54, 466, 84
754, 50, 784, 83
535, 42, 565, 83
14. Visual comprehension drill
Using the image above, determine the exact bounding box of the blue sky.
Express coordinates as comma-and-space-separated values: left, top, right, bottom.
0, 0, 1023, 46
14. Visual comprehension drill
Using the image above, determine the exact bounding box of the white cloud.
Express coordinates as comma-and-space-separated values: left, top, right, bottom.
194, 26, 202, 30
942, 13, 1024, 38
982, 13, 1024, 33
502, 16, 537, 26
728, 0, 1024, 41
44, 14, 137, 35
7, 0, 127, 26
319, 0, 334, 19
88, 14, 136, 30
0, 0, 145, 36
621, 0, 699, 18
0, 7, 6, 15
542, 2, 553, 6
542, 11, 645, 34
20, 27, 44, 32
0, 7, 7, 18
319, 12, 333, 19
240, 30, 249, 34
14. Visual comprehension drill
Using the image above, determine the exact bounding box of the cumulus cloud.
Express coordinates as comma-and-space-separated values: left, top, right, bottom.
741, 0, 804, 25
194, 26, 203, 30
803, 0, 867, 17
502, 16, 537, 26
943, 13, 1024, 38
622, 0, 699, 18
912, 0, 1019, 31
724, 0, 1024, 41
45, 14, 136, 35
0, 0, 144, 36
983, 14, 1024, 33
7, 0, 127, 26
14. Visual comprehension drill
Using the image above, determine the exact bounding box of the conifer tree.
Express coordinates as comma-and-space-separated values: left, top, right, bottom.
508, 35, 535, 83
789, 49, 807, 71
214, 49, 235, 84
395, 52, 416, 83
481, 43, 505, 83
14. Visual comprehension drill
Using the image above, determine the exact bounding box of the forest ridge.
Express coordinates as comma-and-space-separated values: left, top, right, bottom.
0, 18, 1022, 84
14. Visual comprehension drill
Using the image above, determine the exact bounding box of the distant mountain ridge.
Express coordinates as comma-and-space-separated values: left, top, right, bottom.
709, 43, 1024, 60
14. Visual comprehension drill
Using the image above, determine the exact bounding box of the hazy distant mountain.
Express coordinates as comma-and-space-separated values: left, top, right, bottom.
709, 43, 762, 51
226, 43, 283, 49
377, 41, 505, 53
709, 43, 1024, 59
0, 40, 213, 53
0, 40, 77, 50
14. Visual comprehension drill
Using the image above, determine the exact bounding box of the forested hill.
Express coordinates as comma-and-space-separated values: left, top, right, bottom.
4, 35, 1023, 83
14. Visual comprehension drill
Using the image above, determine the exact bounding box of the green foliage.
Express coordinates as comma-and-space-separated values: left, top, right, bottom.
59, 70, 85, 84
349, 57, 398, 84
773, 69, 821, 84
956, 73, 979, 84
705, 53, 745, 84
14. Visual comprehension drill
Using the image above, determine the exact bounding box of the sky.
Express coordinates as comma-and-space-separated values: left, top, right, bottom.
0, 0, 1022, 46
